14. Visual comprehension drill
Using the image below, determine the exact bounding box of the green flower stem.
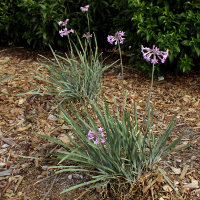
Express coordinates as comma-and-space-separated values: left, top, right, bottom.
86, 12, 92, 60
117, 41, 124, 104
67, 34, 74, 57
140, 63, 155, 131
148, 63, 155, 106
86, 13, 90, 34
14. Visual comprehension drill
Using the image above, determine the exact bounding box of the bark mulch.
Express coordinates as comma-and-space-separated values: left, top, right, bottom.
0, 47, 199, 200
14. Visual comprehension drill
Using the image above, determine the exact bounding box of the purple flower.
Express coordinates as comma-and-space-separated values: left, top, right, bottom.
58, 18, 74, 37
94, 140, 99, 145
141, 45, 169, 64
101, 139, 105, 143
107, 31, 125, 45
87, 127, 106, 145
59, 28, 74, 37
98, 127, 104, 132
80, 5, 90, 12
82, 32, 92, 39
58, 19, 69, 26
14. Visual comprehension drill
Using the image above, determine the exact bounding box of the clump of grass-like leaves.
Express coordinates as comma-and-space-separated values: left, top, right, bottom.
39, 96, 182, 194
0, 75, 15, 82
28, 35, 114, 101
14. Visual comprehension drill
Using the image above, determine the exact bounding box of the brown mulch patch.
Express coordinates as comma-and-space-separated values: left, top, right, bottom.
0, 46, 199, 200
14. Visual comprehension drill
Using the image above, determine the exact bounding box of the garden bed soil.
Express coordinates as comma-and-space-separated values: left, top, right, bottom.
0, 47, 200, 199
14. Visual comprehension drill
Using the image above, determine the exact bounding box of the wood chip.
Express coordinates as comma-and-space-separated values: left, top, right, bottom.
1, 137, 16, 147
180, 165, 189, 180
183, 180, 199, 189
0, 170, 12, 177
143, 177, 159, 193
17, 123, 32, 132
163, 184, 173, 192
14, 176, 23, 192
170, 166, 181, 175
47, 114, 58, 121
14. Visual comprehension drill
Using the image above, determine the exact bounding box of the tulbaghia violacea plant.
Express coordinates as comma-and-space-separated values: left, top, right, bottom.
38, 93, 183, 195
107, 31, 125, 104
141, 45, 169, 132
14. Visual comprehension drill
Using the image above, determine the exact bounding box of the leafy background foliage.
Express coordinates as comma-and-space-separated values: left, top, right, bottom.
0, 0, 199, 73
129, 0, 200, 73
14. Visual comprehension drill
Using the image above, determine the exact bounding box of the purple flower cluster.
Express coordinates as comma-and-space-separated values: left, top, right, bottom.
107, 31, 125, 45
58, 19, 74, 37
141, 45, 169, 64
88, 127, 105, 145
58, 19, 69, 26
80, 5, 90, 12
59, 28, 74, 37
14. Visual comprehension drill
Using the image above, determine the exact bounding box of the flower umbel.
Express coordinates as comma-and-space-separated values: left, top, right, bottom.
59, 28, 74, 37
82, 32, 92, 39
107, 31, 125, 45
58, 19, 69, 26
58, 19, 74, 37
88, 127, 105, 145
141, 45, 169, 64
80, 5, 90, 12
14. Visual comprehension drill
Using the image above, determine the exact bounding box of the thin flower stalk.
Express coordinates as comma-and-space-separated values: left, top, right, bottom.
107, 31, 125, 104
141, 45, 169, 131
80, 5, 90, 34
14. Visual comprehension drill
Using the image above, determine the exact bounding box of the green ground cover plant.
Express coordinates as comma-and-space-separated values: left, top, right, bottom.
25, 5, 116, 102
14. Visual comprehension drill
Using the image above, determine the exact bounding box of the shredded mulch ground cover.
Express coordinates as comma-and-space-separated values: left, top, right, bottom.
0, 47, 199, 200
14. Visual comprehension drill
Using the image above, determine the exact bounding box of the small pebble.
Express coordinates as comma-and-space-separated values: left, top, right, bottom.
158, 76, 164, 81
41, 165, 48, 170
47, 114, 58, 121
191, 156, 196, 160
2, 144, 9, 148
68, 174, 72, 180
73, 174, 83, 179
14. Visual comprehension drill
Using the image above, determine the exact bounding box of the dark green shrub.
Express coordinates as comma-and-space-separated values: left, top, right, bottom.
129, 0, 200, 73
1, 0, 199, 73
0, 0, 20, 44
0, 0, 67, 48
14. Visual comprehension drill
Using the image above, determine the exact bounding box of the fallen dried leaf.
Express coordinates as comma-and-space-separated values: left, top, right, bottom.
58, 134, 71, 145
183, 180, 199, 189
